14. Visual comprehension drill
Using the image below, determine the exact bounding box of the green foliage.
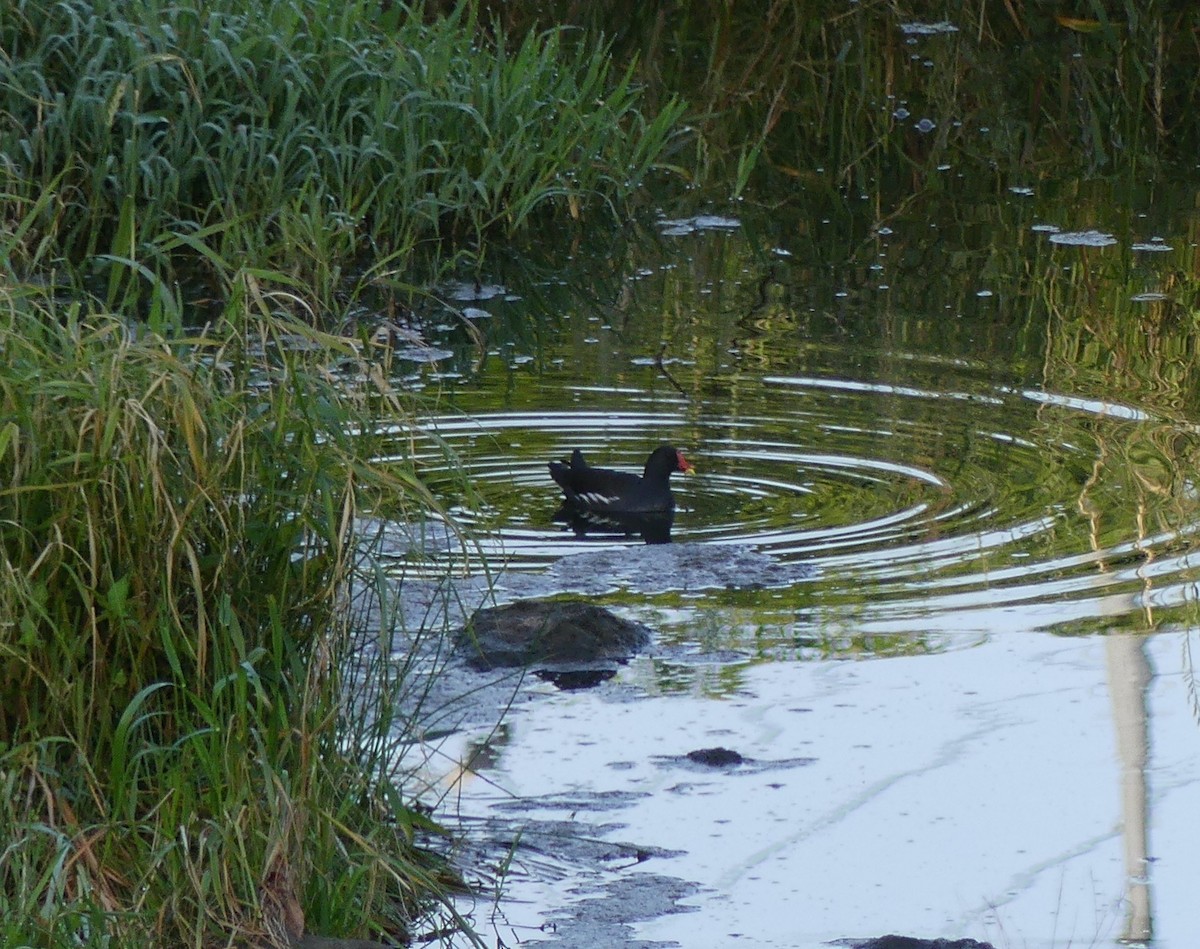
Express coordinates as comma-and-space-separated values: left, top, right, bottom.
0, 285, 464, 944
0, 0, 686, 318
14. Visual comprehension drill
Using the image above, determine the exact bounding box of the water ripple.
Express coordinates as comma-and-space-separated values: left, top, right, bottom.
381, 375, 1200, 636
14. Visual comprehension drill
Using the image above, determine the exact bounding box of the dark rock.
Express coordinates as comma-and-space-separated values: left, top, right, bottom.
842, 937, 997, 949
686, 747, 746, 767
458, 600, 652, 671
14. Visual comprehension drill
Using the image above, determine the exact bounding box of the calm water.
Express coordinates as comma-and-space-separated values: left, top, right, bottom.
380, 167, 1200, 947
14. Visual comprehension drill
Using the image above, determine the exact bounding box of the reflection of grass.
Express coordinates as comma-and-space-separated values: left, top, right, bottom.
635, 626, 943, 698
640, 606, 942, 674
794, 630, 944, 661
1186, 629, 1200, 725
467, 1, 1197, 183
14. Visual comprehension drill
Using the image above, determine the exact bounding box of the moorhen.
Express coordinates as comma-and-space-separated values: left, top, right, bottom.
548, 445, 693, 516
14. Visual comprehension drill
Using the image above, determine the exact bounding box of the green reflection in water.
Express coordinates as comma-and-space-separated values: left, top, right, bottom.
385, 165, 1200, 668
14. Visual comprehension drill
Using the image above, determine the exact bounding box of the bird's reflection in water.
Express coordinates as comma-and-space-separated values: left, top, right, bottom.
552, 505, 674, 545
534, 668, 619, 689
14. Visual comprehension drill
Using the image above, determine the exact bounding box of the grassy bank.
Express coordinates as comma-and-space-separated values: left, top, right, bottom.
2, 0, 686, 327
0, 2, 690, 942
0, 289, 469, 944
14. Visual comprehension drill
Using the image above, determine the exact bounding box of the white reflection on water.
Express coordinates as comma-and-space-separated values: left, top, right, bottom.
439, 632, 1200, 949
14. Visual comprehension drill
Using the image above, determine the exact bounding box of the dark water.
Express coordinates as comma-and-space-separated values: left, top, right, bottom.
382, 167, 1200, 947
395, 172, 1200, 641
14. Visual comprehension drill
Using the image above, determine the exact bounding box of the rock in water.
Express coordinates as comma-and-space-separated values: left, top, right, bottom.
459, 600, 652, 671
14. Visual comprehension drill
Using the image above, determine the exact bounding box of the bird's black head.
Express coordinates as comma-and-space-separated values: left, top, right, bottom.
645, 444, 694, 478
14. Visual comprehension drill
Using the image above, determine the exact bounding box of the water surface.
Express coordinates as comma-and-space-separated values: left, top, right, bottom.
383, 167, 1200, 948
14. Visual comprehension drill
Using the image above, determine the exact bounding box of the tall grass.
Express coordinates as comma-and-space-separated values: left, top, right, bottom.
0, 276, 470, 944
0, 2, 681, 938
1, 0, 687, 325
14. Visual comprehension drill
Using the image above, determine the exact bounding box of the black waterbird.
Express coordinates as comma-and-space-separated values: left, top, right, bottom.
548, 445, 694, 516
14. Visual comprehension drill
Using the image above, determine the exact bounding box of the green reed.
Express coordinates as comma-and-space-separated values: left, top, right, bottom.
0, 274, 475, 943
1, 0, 686, 325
